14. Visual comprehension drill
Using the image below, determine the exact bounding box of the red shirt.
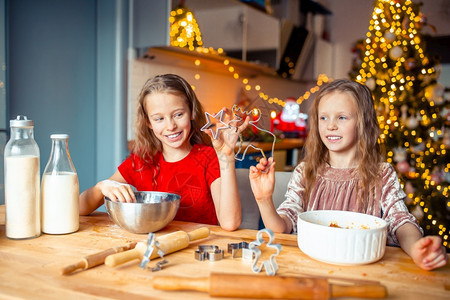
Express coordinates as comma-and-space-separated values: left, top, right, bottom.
118, 144, 220, 225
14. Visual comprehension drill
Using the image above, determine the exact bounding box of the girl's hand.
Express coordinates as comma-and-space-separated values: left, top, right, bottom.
206, 107, 250, 157
411, 236, 448, 270
249, 157, 276, 202
97, 180, 136, 203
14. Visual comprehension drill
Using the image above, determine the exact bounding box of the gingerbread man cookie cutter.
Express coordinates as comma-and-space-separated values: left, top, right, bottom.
249, 228, 282, 276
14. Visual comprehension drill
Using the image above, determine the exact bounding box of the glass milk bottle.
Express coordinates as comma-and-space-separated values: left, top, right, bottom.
41, 134, 79, 234
4, 115, 41, 239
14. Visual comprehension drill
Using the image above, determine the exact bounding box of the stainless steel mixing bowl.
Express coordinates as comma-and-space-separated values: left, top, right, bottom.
105, 191, 181, 234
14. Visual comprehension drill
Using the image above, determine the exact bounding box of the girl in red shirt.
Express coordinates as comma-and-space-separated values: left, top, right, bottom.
80, 74, 249, 231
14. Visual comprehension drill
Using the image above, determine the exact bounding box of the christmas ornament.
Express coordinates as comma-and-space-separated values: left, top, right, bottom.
424, 83, 445, 104
400, 104, 408, 123
404, 58, 416, 71
384, 31, 395, 42
430, 167, 441, 185
405, 181, 415, 194
407, 166, 417, 180
441, 107, 450, 126
389, 46, 403, 60
442, 170, 450, 183
411, 205, 424, 221
411, 143, 425, 154
406, 114, 419, 129
393, 147, 407, 163
396, 160, 410, 174
443, 130, 450, 147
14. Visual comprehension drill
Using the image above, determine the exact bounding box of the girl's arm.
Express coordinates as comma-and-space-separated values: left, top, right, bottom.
79, 171, 135, 215
396, 223, 448, 270
210, 156, 241, 231
249, 157, 292, 233
380, 164, 447, 270
207, 108, 249, 231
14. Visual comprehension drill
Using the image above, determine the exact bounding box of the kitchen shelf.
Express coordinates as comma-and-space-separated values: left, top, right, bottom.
143, 46, 279, 79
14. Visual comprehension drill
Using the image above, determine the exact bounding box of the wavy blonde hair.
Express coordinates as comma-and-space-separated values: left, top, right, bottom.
302, 79, 383, 211
132, 74, 211, 163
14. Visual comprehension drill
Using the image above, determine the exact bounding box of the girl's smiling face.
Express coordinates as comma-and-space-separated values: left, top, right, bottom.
145, 92, 192, 158
318, 91, 358, 167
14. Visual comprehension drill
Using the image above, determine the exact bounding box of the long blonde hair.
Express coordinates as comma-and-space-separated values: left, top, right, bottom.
302, 79, 383, 210
132, 74, 211, 162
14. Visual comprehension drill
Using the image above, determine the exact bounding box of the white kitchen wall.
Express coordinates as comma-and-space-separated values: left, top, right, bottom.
128, 56, 313, 140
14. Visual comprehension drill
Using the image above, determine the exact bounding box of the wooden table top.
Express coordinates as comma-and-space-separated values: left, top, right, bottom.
0, 205, 449, 299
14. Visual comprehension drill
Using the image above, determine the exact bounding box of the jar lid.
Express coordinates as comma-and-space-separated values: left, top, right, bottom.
10, 115, 34, 127
50, 134, 69, 139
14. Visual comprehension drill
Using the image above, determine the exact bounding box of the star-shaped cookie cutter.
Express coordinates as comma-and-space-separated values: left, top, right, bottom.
200, 105, 276, 172
227, 241, 253, 262
200, 110, 231, 140
248, 228, 282, 276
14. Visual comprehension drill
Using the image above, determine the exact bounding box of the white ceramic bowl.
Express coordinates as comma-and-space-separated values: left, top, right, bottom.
297, 210, 387, 265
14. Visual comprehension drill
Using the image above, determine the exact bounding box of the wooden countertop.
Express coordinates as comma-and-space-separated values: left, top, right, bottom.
0, 205, 449, 299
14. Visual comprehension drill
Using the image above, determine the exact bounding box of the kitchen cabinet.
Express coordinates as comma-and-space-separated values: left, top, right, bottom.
191, 0, 280, 68
292, 36, 333, 81
132, 0, 170, 50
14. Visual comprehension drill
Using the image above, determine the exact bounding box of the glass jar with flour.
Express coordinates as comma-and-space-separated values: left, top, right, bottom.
4, 115, 41, 239
41, 134, 79, 234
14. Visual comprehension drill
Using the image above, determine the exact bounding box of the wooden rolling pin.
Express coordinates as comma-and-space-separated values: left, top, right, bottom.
153, 273, 387, 299
105, 227, 210, 267
61, 242, 137, 275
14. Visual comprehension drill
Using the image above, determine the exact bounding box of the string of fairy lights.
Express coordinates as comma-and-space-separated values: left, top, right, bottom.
353, 0, 449, 246
169, 5, 330, 111
169, 1, 448, 246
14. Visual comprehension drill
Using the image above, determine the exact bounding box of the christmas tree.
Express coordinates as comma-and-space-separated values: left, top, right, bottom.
169, 0, 203, 51
349, 0, 450, 248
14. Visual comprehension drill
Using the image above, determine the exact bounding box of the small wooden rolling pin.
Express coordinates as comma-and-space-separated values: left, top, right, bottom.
104, 227, 210, 267
153, 273, 387, 299
61, 242, 137, 275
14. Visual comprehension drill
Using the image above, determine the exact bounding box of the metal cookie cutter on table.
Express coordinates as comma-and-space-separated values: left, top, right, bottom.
249, 228, 282, 276
227, 241, 253, 262
195, 245, 224, 261
139, 233, 167, 272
